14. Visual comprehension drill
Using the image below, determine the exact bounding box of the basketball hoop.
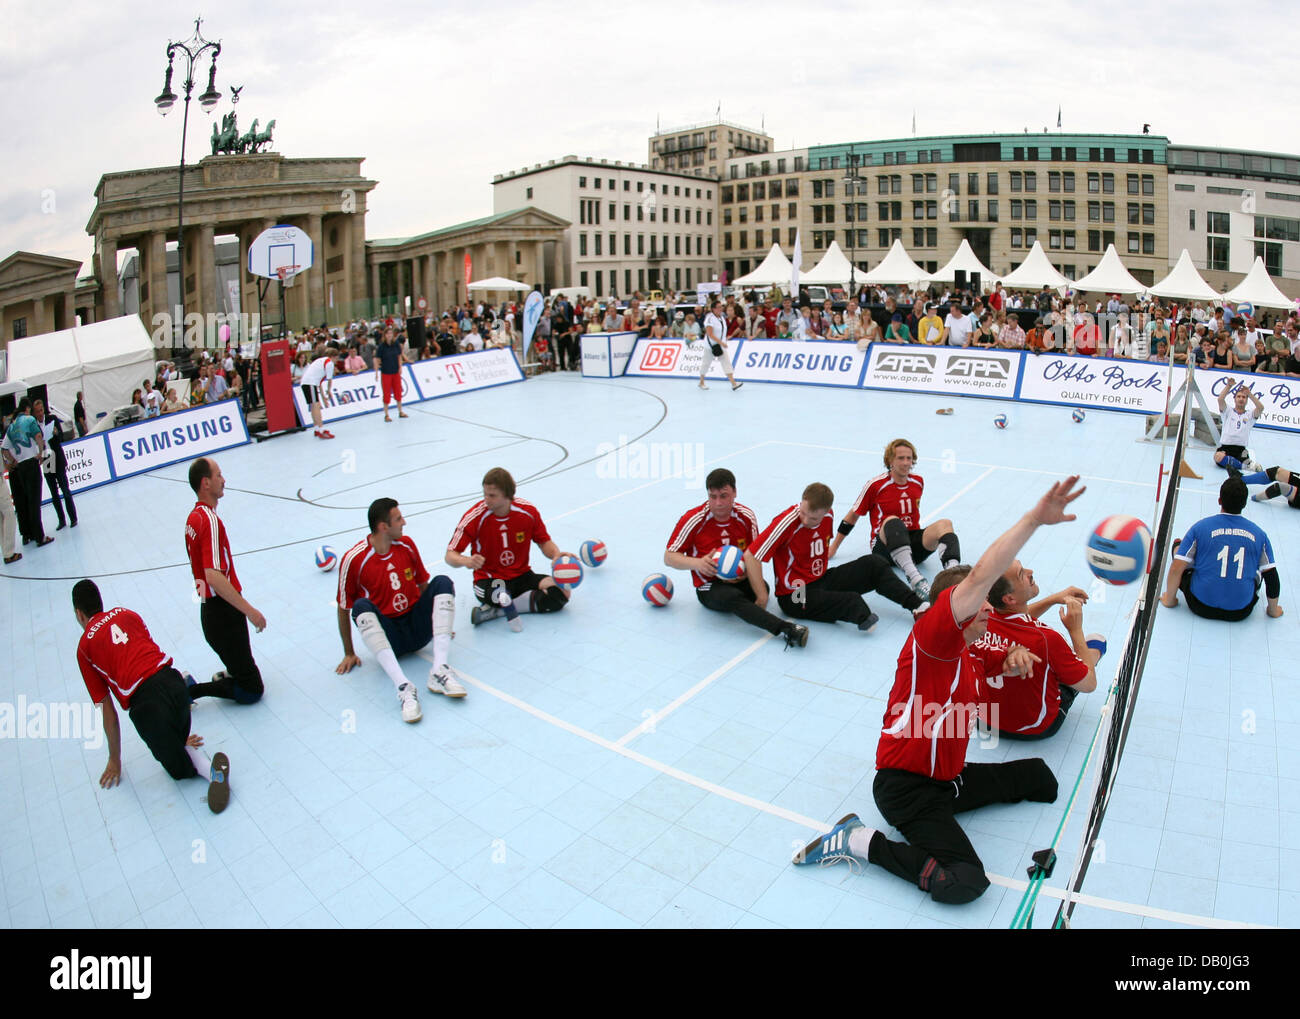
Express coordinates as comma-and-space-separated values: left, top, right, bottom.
276, 265, 300, 287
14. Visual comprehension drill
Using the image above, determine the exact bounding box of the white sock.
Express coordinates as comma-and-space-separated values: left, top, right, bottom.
848, 826, 878, 858
890, 546, 923, 584
186, 743, 212, 779
431, 592, 455, 671
376, 649, 408, 690
512, 591, 536, 615
355, 611, 407, 690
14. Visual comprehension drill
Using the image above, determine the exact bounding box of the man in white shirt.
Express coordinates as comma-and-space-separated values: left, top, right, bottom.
300, 351, 336, 440
141, 379, 164, 418
944, 301, 973, 347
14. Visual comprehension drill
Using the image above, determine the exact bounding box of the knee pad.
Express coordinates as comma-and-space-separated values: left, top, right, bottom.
231, 678, 263, 705
920, 858, 989, 904
880, 517, 909, 550
535, 584, 569, 613
433, 592, 455, 637
936, 531, 960, 563
354, 611, 393, 655
429, 574, 454, 597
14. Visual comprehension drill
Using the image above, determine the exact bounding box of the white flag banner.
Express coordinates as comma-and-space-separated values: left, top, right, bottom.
792, 229, 802, 298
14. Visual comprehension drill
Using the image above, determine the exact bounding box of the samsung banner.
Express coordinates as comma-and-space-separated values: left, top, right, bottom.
625, 338, 746, 380
735, 340, 868, 388
410, 348, 524, 398
291, 366, 421, 425
106, 400, 251, 477
580, 332, 638, 378
863, 344, 1020, 399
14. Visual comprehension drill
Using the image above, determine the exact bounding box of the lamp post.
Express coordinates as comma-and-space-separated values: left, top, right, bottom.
842, 145, 862, 302
154, 18, 222, 355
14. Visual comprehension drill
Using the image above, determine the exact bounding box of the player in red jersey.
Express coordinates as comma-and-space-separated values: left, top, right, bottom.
337, 498, 464, 723
665, 467, 809, 649
73, 580, 231, 813
827, 438, 961, 602
184, 458, 266, 704
795, 476, 1084, 904
446, 467, 569, 628
975, 562, 1101, 740
752, 482, 923, 632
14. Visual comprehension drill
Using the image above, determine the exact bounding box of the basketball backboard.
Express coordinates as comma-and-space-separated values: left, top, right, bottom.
248, 225, 314, 281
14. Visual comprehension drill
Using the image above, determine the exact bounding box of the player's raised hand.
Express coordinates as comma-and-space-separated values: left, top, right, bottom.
1058, 595, 1084, 631
1030, 476, 1085, 526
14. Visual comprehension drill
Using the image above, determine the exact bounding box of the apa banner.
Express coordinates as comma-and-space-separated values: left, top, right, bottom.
863, 343, 1021, 399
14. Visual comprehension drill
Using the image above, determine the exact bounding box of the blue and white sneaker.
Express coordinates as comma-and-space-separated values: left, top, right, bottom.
793, 814, 866, 871
207, 752, 230, 814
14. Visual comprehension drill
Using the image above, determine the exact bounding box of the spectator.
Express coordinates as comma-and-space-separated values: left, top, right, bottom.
162, 387, 184, 414
682, 311, 702, 347
827, 311, 848, 340
602, 304, 623, 332
73, 391, 88, 437
207, 365, 229, 402
971, 313, 996, 348
944, 300, 972, 347
1148, 338, 1170, 363
141, 379, 164, 418
33, 398, 76, 531
1230, 326, 1257, 371
997, 312, 1026, 350
344, 346, 367, 374
917, 304, 945, 346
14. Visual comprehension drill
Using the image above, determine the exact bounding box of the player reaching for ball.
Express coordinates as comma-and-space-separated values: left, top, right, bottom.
752, 482, 925, 632
447, 467, 570, 628
826, 438, 962, 602
301, 350, 337, 440
73, 580, 232, 813
1213, 379, 1264, 473
665, 468, 809, 649
794, 476, 1085, 905
336, 498, 465, 723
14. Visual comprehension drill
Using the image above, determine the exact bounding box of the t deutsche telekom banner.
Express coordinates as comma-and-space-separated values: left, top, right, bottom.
408, 347, 524, 399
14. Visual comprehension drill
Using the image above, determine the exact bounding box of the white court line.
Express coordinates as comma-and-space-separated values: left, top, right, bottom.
549, 441, 773, 522
615, 632, 774, 746
417, 652, 1269, 929
918, 465, 998, 525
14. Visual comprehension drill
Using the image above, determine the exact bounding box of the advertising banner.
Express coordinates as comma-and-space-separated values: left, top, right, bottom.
105, 401, 251, 477
38, 433, 112, 503
863, 343, 1020, 399
409, 348, 524, 400
735, 340, 868, 388
1017, 353, 1170, 414
291, 366, 420, 425
580, 332, 639, 378
625, 338, 745, 380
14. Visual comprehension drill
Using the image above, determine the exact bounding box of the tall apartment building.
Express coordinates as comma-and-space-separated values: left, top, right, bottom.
648, 119, 774, 181
492, 156, 719, 299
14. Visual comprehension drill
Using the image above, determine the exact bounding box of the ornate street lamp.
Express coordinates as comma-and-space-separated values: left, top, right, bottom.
154, 18, 221, 353
842, 144, 863, 301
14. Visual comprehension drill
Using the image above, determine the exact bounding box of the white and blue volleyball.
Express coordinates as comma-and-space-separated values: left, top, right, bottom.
1085, 516, 1152, 585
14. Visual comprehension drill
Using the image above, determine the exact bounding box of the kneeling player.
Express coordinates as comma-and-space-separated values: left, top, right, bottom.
447, 467, 570, 628
827, 438, 961, 601
794, 477, 1084, 904
665, 467, 809, 649
73, 580, 231, 813
1213, 380, 1264, 473
1246, 465, 1300, 508
337, 498, 464, 723
975, 561, 1100, 741
753, 482, 924, 632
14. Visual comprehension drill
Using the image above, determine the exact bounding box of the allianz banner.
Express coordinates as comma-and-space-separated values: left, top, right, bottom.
863, 343, 1020, 398
292, 366, 421, 425
1018, 353, 1170, 414
625, 338, 746, 380
735, 340, 867, 388
107, 401, 251, 476
580, 332, 638, 378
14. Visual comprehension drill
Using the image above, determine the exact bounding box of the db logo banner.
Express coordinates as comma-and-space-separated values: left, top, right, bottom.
640, 343, 681, 372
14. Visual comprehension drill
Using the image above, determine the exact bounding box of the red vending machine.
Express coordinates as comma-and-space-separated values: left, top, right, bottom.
259, 340, 298, 433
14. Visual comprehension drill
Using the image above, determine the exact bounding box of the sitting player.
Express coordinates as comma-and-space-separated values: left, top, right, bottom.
975, 561, 1101, 741
752, 482, 924, 633
827, 438, 961, 601
1246, 464, 1300, 508
336, 498, 465, 723
1213, 379, 1264, 473
665, 467, 809, 649
794, 476, 1084, 904
447, 467, 570, 628
73, 580, 231, 813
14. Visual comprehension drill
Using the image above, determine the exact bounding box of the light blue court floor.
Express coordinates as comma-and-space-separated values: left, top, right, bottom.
2, 373, 1296, 929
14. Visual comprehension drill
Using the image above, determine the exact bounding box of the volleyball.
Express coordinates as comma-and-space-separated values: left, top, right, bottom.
711, 545, 744, 580
1072, 408, 1086, 423
579, 540, 607, 568
552, 554, 584, 591
994, 413, 1009, 429
314, 545, 337, 571
641, 573, 674, 606
1085, 516, 1152, 585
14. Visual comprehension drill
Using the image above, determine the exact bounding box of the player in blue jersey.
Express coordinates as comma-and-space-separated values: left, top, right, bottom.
1160, 477, 1283, 621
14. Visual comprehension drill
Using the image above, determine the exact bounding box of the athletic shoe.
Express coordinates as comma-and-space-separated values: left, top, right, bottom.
911, 577, 932, 601
698, 382, 710, 390
858, 612, 880, 633
912, 601, 930, 618
320, 429, 336, 440
783, 623, 810, 649
1246, 457, 1264, 473
397, 682, 422, 722
793, 813, 865, 871
428, 664, 467, 698
731, 381, 744, 391
211, 669, 232, 685
207, 752, 231, 814
1225, 463, 1242, 479
470, 605, 502, 626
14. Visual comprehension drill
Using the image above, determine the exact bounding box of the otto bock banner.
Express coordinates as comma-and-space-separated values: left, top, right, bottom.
107, 400, 251, 477
1018, 353, 1169, 414
625, 337, 746, 379
1194, 368, 1300, 434
409, 347, 525, 399
735, 339, 868, 388
863, 343, 1020, 399
291, 366, 421, 425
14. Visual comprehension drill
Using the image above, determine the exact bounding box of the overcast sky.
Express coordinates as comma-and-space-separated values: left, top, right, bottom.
2, 0, 1293, 273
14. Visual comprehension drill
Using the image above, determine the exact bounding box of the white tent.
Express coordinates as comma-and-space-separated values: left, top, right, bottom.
466, 276, 530, 291
1148, 249, 1221, 302
5, 315, 155, 422
925, 239, 996, 288
732, 244, 794, 287
1223, 257, 1296, 310
859, 240, 929, 285
1072, 244, 1148, 295
998, 241, 1069, 290
800, 241, 856, 285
